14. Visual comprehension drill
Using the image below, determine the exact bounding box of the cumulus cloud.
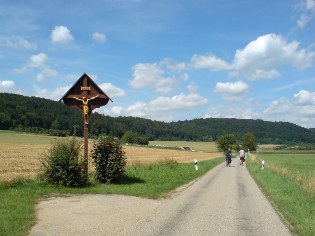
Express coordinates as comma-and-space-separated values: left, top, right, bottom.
0, 36, 36, 50
107, 106, 124, 116
190, 54, 231, 71
102, 84, 208, 120
51, 26, 73, 43
130, 63, 177, 93
149, 92, 208, 112
232, 34, 315, 80
188, 34, 315, 80
36, 68, 58, 81
26, 53, 47, 69
214, 81, 249, 100
15, 53, 47, 73
263, 90, 315, 127
203, 89, 315, 128
296, 0, 315, 28
0, 80, 15, 92
99, 83, 125, 97
15, 53, 58, 81
92, 32, 106, 42
34, 86, 70, 100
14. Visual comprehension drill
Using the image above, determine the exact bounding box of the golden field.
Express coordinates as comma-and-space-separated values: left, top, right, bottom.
0, 132, 222, 181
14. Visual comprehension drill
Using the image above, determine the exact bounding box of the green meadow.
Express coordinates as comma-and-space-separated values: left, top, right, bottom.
247, 151, 315, 236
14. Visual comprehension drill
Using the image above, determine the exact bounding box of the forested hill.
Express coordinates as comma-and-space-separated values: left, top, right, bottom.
1, 93, 314, 144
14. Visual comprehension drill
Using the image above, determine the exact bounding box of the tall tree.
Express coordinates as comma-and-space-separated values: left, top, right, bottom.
216, 134, 237, 151
243, 132, 257, 151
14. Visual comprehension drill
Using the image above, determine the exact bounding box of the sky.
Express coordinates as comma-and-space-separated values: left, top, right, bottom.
1, 0, 315, 128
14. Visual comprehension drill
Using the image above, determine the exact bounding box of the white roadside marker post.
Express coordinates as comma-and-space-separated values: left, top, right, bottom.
194, 159, 198, 171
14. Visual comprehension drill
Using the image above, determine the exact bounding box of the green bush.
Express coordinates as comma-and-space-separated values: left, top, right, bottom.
91, 136, 127, 183
40, 138, 87, 187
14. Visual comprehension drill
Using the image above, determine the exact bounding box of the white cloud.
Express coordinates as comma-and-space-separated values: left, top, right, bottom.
34, 86, 70, 100
203, 89, 315, 128
160, 58, 187, 71
296, 0, 315, 28
187, 34, 315, 80
51, 26, 74, 43
214, 81, 249, 100
36, 68, 58, 81
149, 92, 208, 112
232, 34, 315, 80
0, 80, 15, 92
0, 80, 21, 94
126, 102, 148, 117
15, 53, 58, 82
109, 106, 124, 116
15, 53, 47, 73
27, 53, 47, 69
204, 106, 259, 120
293, 90, 315, 105
263, 90, 315, 127
102, 84, 208, 120
130, 63, 176, 93
92, 32, 107, 42
190, 54, 231, 71
99, 83, 125, 97
0, 36, 36, 50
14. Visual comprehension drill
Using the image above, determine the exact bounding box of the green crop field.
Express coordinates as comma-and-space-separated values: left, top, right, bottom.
248, 151, 315, 235
257, 152, 315, 193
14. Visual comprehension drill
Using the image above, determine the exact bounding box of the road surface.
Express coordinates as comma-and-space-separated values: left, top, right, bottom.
30, 160, 292, 236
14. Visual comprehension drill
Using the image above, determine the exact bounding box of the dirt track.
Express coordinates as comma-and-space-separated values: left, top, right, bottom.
29, 161, 292, 236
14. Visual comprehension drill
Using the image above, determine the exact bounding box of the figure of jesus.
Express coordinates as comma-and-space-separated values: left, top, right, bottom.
73, 95, 99, 124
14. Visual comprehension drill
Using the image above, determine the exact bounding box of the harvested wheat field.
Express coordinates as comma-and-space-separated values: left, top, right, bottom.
124, 146, 222, 165
0, 142, 50, 181
0, 132, 223, 181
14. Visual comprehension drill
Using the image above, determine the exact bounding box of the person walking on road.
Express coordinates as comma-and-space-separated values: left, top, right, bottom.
239, 148, 245, 166
225, 148, 232, 167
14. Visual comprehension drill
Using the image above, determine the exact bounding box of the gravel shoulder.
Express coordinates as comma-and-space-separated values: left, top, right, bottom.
29, 194, 161, 236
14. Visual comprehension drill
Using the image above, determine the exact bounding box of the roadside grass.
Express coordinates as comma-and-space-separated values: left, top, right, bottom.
0, 158, 224, 236
247, 153, 315, 236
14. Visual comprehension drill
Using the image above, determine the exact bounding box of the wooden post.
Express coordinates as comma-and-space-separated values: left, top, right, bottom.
82, 77, 89, 176
84, 123, 89, 178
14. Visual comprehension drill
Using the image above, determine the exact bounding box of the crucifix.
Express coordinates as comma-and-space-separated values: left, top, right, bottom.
73, 95, 99, 124
60, 73, 112, 175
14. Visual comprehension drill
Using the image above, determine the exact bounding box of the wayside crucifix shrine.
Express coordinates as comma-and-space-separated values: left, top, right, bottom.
60, 73, 112, 173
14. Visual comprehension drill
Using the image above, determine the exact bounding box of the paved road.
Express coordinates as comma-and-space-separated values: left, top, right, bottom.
125, 160, 292, 236
30, 160, 292, 236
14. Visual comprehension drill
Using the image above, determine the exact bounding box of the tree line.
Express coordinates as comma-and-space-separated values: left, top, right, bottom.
1, 93, 315, 144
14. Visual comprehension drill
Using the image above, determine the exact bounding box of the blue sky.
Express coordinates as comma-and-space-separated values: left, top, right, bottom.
1, 0, 315, 128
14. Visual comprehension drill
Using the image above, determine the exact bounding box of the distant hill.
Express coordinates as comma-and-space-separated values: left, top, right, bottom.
1, 93, 315, 144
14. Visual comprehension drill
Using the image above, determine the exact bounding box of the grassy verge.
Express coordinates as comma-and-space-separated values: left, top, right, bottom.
247, 153, 315, 236
0, 158, 223, 236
